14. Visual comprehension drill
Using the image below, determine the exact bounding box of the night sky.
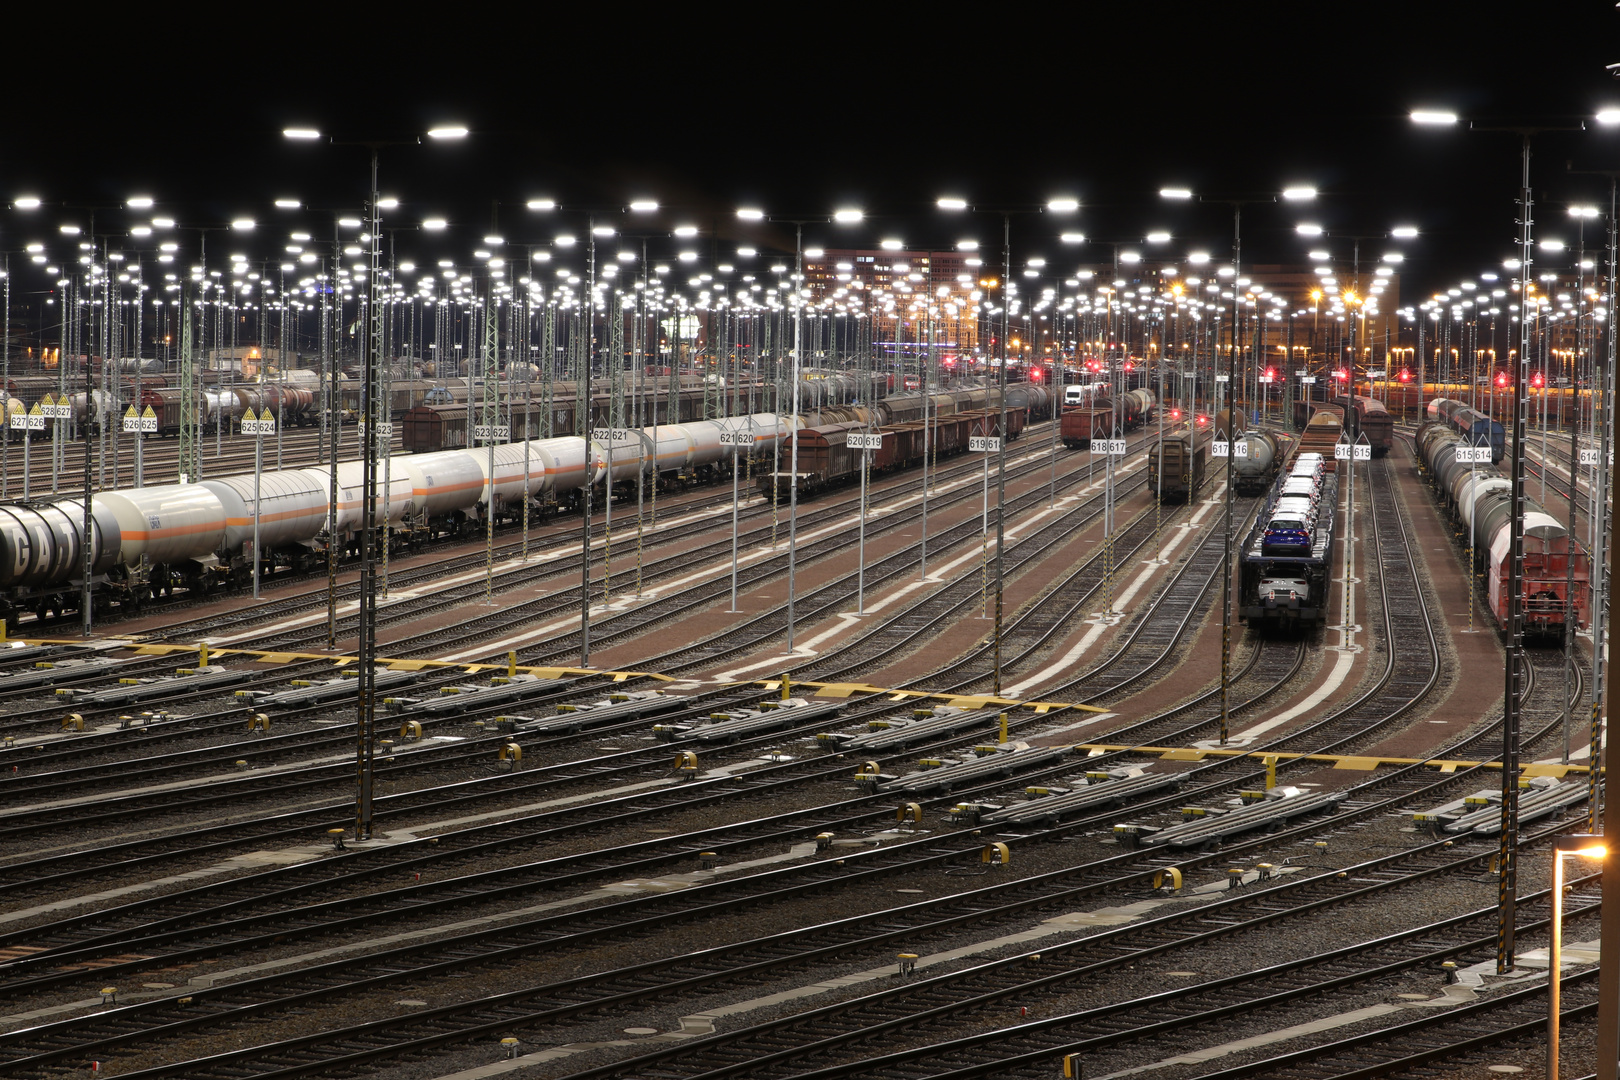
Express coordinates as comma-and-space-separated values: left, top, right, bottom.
7, 6, 1620, 304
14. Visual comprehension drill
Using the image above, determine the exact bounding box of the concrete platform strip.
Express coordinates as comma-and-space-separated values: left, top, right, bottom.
0, 748, 369, 820
710, 459, 1149, 685
1004, 481, 1226, 698
1, 724, 551, 820
1124, 742, 1599, 776
1197, 647, 1355, 750
437, 449, 1062, 664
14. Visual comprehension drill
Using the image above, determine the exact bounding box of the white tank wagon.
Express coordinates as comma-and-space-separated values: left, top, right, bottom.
329, 460, 414, 538
478, 442, 552, 511
1456, 473, 1509, 535
0, 487, 228, 619
399, 451, 487, 522
646, 425, 701, 477
0, 408, 795, 628
713, 413, 796, 458
65, 390, 117, 432
97, 486, 227, 569
592, 432, 649, 486
641, 414, 792, 486
200, 473, 330, 573
531, 436, 604, 495
206, 389, 241, 424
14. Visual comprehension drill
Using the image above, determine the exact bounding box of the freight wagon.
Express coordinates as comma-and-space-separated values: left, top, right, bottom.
1149, 434, 1207, 503
0, 415, 796, 629
1336, 395, 1394, 456
1060, 406, 1115, 449
1416, 421, 1587, 640
1239, 466, 1338, 628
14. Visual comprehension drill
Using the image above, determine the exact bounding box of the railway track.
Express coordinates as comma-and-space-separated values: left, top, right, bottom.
0, 449, 1584, 1079
542, 834, 1596, 1080
0, 446, 1158, 848
0, 459, 1270, 1055
509, 448, 1149, 672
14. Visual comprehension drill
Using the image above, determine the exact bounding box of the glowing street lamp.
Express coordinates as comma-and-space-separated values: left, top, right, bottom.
1549, 835, 1606, 1080
283, 122, 466, 843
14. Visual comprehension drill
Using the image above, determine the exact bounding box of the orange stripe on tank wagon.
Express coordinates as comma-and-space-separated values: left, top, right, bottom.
411, 480, 485, 496
120, 520, 227, 541
223, 508, 326, 527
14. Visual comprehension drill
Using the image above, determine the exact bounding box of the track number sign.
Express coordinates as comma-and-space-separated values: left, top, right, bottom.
1453, 446, 1491, 464
123, 406, 158, 433
969, 436, 1000, 452
474, 425, 510, 442
847, 433, 883, 450
1091, 439, 1127, 456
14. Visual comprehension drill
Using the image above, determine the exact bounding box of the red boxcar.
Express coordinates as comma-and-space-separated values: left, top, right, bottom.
1488, 523, 1589, 640
1061, 406, 1116, 449
967, 408, 1026, 440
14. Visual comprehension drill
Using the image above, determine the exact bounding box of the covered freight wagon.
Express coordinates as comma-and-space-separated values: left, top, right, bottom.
1149, 435, 1206, 503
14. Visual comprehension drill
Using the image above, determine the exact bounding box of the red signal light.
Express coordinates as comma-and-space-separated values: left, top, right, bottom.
1123, 361, 1134, 372
1333, 369, 1348, 380
1264, 367, 1276, 379
1496, 372, 1509, 387
1030, 367, 1043, 382
1531, 371, 1544, 388
1170, 409, 1181, 420
1398, 369, 1411, 383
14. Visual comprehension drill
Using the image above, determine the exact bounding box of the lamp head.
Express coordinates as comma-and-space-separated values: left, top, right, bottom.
1555, 833, 1606, 858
